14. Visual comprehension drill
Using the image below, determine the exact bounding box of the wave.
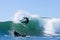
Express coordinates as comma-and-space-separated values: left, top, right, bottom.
0, 10, 60, 37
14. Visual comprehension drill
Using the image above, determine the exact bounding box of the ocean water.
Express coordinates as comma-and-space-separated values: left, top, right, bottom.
0, 35, 60, 40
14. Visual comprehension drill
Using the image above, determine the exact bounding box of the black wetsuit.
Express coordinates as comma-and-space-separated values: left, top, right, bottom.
14, 17, 29, 37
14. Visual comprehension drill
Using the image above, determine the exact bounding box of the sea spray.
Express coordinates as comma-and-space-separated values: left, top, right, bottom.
44, 19, 55, 35
42, 18, 60, 36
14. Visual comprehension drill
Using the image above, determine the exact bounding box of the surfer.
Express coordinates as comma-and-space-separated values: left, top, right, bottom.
14, 17, 29, 37
21, 17, 29, 24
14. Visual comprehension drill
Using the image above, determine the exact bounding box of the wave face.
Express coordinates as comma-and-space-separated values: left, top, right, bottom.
0, 21, 12, 36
